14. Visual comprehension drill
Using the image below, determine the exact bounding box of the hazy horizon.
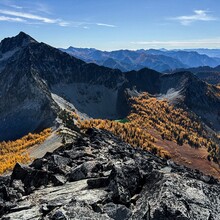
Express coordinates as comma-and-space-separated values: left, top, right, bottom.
61, 45, 220, 52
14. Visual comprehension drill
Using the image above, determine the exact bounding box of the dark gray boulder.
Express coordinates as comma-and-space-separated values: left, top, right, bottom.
103, 202, 132, 220
108, 160, 142, 205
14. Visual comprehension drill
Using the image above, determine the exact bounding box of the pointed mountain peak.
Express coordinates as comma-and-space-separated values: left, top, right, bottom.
0, 31, 37, 54
14, 31, 38, 45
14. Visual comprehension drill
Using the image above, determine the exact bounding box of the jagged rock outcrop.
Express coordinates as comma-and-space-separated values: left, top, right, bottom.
0, 128, 220, 219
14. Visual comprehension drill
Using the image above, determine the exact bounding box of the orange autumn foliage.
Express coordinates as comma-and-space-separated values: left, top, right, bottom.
0, 128, 51, 174
80, 93, 219, 162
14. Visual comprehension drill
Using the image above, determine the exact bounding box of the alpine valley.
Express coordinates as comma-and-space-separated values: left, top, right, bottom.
0, 32, 220, 220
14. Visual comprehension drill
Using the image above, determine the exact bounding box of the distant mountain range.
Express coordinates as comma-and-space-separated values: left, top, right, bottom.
60, 47, 220, 72
0, 32, 220, 141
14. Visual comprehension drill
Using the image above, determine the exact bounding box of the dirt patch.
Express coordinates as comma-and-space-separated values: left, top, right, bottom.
28, 132, 62, 159
148, 129, 220, 179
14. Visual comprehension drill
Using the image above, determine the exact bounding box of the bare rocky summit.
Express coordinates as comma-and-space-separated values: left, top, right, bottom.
0, 128, 219, 220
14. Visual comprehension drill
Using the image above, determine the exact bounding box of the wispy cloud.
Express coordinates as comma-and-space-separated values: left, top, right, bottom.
131, 38, 220, 48
170, 10, 217, 25
0, 5, 117, 29
0, 15, 25, 22
96, 23, 116, 28
0, 9, 116, 29
1, 1, 50, 13
10, 4, 23, 9
58, 21, 71, 27
34, 3, 51, 14
0, 9, 70, 26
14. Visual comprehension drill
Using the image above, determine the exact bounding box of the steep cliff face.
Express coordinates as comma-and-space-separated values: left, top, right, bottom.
0, 44, 59, 141
1, 128, 220, 219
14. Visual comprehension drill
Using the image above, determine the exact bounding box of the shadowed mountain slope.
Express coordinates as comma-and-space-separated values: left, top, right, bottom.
0, 32, 220, 141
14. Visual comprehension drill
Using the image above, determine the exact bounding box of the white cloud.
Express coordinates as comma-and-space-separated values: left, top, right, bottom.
0, 9, 70, 26
34, 3, 51, 14
0, 9, 57, 23
10, 5, 23, 9
131, 39, 220, 48
171, 10, 217, 25
0, 9, 116, 29
0, 15, 25, 22
4, 2, 50, 14
96, 23, 116, 28
59, 21, 71, 27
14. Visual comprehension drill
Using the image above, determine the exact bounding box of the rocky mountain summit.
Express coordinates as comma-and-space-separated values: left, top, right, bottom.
0, 128, 220, 220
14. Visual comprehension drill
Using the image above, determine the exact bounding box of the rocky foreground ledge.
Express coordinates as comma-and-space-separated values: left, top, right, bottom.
0, 128, 220, 220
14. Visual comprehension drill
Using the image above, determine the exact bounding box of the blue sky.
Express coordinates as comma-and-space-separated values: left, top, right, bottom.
0, 0, 220, 50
